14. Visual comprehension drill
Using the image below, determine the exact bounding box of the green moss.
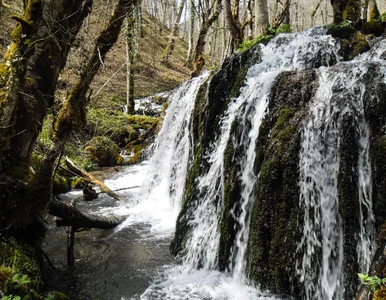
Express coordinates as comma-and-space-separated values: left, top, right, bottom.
230, 67, 248, 98
127, 150, 142, 165
362, 20, 384, 36
86, 108, 158, 146
52, 173, 70, 194
0, 238, 41, 296
369, 3, 381, 21
327, 24, 370, 60
238, 24, 291, 53
272, 108, 295, 139
71, 177, 88, 189
85, 136, 122, 167
327, 21, 357, 39
350, 32, 371, 58
343, 0, 361, 22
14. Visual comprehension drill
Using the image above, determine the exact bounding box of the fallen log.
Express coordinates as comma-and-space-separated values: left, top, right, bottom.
49, 200, 126, 229
65, 156, 124, 202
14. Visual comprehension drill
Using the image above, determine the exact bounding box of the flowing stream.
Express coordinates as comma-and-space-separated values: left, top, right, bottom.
43, 30, 386, 300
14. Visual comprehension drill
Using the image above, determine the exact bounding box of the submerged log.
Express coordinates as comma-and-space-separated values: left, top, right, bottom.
49, 200, 125, 229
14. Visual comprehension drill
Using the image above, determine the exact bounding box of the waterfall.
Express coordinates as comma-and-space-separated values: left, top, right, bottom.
297, 51, 386, 298
183, 27, 341, 279
229, 28, 341, 281
142, 72, 209, 213
136, 29, 385, 300
114, 73, 209, 237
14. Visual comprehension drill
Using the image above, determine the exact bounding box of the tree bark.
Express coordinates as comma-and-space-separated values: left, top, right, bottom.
191, 0, 222, 73
29, 0, 137, 222
162, 0, 186, 63
330, 0, 360, 23
65, 157, 124, 202
272, 0, 291, 29
362, 0, 370, 21
186, 0, 195, 68
254, 0, 269, 35
369, 0, 380, 21
0, 0, 92, 234
126, 4, 139, 115
224, 0, 242, 48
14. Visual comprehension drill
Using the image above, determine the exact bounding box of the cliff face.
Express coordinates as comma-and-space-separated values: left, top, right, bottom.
171, 28, 386, 299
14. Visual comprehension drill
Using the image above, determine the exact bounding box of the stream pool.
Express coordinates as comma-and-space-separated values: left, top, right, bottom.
43, 162, 176, 300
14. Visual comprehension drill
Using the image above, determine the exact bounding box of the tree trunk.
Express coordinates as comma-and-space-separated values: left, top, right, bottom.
187, 0, 195, 68
54, 0, 138, 142
330, 0, 351, 23
162, 0, 186, 63
126, 4, 138, 115
0, 0, 92, 236
191, 0, 222, 74
254, 0, 269, 35
65, 157, 123, 202
369, 0, 380, 21
362, 0, 370, 21
12, 0, 136, 234
272, 0, 291, 29
224, 0, 242, 48
342, 0, 361, 22
0, 0, 92, 182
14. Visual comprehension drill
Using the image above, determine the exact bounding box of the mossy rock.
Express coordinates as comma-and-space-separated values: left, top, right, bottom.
85, 136, 123, 167
375, 287, 386, 300
327, 22, 357, 39
71, 177, 88, 189
127, 150, 142, 165
52, 173, 70, 194
332, 29, 370, 60
362, 20, 384, 36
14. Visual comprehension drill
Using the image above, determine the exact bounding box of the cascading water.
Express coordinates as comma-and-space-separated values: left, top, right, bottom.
139, 27, 342, 299
296, 42, 386, 298
229, 28, 341, 281
111, 73, 209, 237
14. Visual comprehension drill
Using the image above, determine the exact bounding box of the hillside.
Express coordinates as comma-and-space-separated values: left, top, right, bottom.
0, 2, 191, 181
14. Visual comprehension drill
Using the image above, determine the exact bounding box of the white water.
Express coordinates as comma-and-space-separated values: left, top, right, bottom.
101, 73, 209, 238
297, 41, 386, 298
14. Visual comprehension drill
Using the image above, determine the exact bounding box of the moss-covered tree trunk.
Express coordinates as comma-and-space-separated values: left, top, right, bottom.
190, 0, 222, 75
330, 0, 360, 23
161, 0, 186, 63
30, 0, 139, 209
0, 0, 92, 235
0, 0, 92, 182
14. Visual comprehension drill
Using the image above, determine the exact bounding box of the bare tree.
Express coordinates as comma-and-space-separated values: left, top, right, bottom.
272, 0, 291, 29
224, 0, 242, 49
125, 2, 141, 114
190, 0, 222, 75
187, 0, 195, 67
162, 0, 187, 63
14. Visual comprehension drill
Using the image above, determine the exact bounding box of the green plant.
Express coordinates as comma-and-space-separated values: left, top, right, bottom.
237, 24, 291, 52
358, 273, 386, 292
1, 295, 21, 300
